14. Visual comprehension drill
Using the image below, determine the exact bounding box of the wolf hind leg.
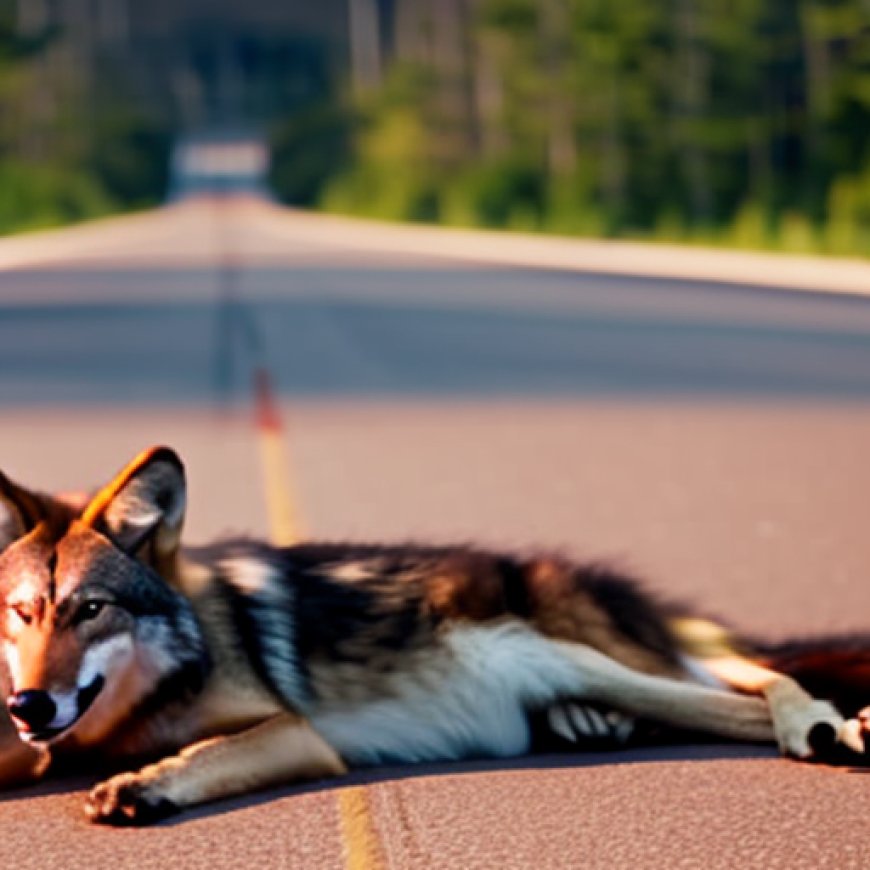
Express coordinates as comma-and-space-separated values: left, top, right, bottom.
85, 712, 347, 825
554, 639, 864, 759
552, 640, 780, 746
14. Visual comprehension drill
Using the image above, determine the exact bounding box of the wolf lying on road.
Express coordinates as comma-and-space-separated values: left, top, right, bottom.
1, 446, 868, 825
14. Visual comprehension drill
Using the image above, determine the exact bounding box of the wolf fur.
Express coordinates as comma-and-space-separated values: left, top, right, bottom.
0, 446, 868, 825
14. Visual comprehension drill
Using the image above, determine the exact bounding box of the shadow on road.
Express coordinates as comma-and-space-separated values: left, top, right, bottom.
0, 742, 780, 821
3, 266, 870, 404
135, 743, 785, 826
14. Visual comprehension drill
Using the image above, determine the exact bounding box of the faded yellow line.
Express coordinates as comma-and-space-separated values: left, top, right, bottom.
257, 426, 305, 545
253, 379, 385, 870
336, 787, 388, 870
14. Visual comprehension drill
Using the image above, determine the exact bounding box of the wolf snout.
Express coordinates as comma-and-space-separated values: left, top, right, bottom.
7, 689, 56, 733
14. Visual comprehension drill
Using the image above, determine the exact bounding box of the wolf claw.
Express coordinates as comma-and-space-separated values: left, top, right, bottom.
836, 718, 865, 755
545, 702, 636, 746
85, 773, 179, 826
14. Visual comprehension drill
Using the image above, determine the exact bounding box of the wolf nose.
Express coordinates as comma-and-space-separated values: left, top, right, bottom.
7, 690, 56, 731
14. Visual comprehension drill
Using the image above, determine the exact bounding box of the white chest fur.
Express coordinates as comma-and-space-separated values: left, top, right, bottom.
307, 621, 584, 766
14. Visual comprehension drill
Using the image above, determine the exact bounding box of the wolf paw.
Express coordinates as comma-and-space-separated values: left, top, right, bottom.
85, 772, 179, 826
776, 699, 864, 760
833, 716, 867, 755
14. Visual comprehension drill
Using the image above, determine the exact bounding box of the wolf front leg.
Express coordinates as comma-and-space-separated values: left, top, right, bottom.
0, 737, 49, 788
85, 713, 348, 825
0, 704, 49, 788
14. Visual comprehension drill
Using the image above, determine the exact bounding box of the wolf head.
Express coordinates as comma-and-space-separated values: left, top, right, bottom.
0, 447, 207, 747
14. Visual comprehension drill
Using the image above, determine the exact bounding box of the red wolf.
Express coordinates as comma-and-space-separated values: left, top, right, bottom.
1, 446, 868, 824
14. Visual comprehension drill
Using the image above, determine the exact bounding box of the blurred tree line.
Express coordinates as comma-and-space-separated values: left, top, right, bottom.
272, 0, 870, 255
0, 2, 169, 235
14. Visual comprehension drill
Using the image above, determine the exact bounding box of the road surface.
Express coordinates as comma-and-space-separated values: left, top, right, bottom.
1, 198, 870, 868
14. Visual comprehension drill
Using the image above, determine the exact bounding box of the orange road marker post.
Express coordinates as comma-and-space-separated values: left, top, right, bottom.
253, 367, 304, 545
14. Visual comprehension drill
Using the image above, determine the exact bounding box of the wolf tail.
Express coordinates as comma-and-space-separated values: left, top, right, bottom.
756, 635, 870, 719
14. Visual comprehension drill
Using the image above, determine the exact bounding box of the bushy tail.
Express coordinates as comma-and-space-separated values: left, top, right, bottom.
757, 634, 870, 719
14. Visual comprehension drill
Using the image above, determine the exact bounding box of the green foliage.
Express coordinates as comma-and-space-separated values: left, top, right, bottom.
268, 0, 870, 258
314, 64, 446, 222
480, 0, 538, 33
0, 162, 114, 233
83, 109, 171, 209
448, 158, 545, 228
826, 168, 870, 254
270, 104, 354, 207
0, 9, 169, 235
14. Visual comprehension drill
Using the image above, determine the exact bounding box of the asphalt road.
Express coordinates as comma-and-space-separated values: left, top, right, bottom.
1, 199, 870, 868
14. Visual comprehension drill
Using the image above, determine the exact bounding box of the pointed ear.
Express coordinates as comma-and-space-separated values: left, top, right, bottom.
0, 471, 50, 552
82, 447, 187, 564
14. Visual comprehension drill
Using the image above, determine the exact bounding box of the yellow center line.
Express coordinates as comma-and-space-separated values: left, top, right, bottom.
258, 426, 305, 545
336, 787, 388, 870
253, 380, 385, 870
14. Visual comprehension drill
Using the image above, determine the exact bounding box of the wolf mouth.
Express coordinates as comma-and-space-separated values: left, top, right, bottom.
20, 675, 105, 744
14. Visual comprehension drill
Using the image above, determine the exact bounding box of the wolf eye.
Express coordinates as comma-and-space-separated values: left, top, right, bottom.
9, 605, 31, 626
75, 601, 106, 624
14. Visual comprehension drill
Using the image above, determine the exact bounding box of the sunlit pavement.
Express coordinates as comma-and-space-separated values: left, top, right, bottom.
1, 199, 870, 868
4, 195, 870, 295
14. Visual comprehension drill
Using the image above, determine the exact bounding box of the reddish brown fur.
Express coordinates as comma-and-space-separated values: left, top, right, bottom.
526, 559, 683, 678
424, 553, 682, 678
426, 566, 506, 621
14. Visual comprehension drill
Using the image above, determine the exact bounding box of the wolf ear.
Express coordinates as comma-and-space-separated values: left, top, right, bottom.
82, 446, 187, 564
0, 471, 50, 552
